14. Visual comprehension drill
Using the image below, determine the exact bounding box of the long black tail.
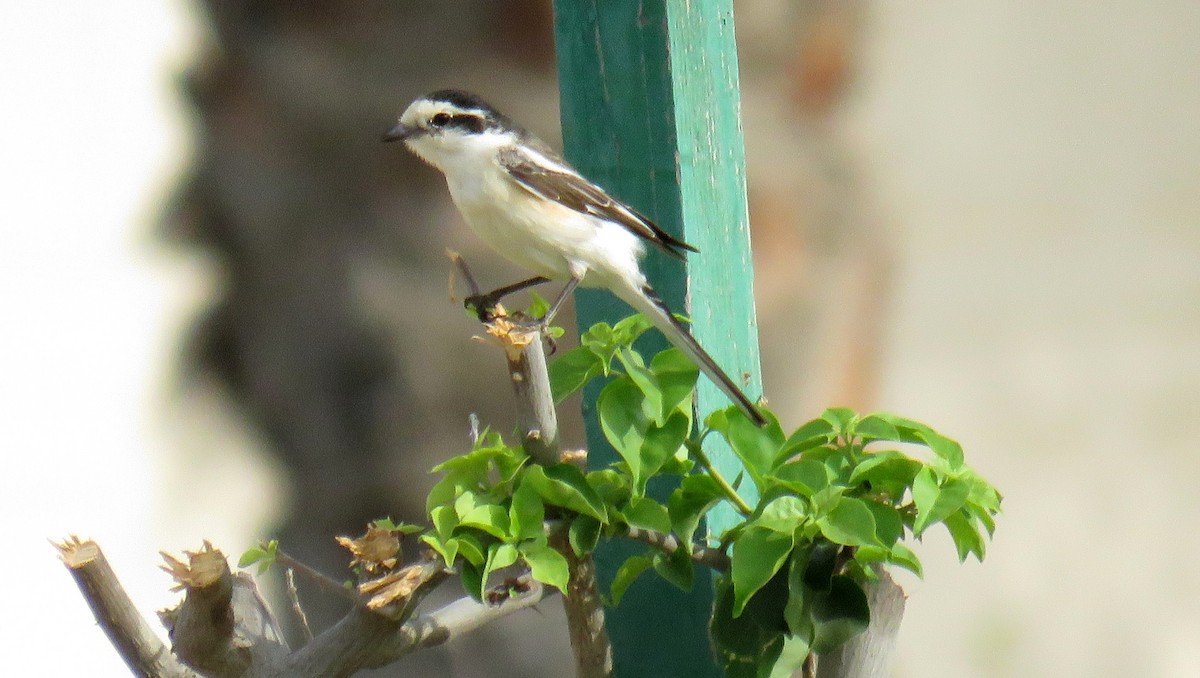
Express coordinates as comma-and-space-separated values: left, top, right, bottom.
618, 283, 767, 427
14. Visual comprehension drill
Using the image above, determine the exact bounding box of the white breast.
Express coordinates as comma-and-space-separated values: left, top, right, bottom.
445, 162, 647, 290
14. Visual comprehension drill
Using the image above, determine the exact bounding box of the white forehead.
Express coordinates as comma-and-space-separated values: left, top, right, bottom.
399, 98, 487, 126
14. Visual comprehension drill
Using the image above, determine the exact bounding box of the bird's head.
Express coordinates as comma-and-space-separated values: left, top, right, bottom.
383, 89, 516, 172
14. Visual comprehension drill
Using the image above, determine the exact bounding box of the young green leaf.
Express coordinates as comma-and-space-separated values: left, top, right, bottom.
708, 405, 786, 492
769, 459, 830, 497
816, 497, 880, 548
622, 495, 673, 534
568, 515, 602, 556
458, 504, 510, 540
730, 527, 794, 617
460, 560, 485, 601
753, 495, 808, 535
650, 347, 699, 421
616, 347, 664, 420
598, 377, 649, 468
521, 464, 608, 523
775, 417, 837, 466
851, 414, 901, 442
944, 509, 987, 562
420, 533, 458, 567
912, 467, 971, 535
453, 532, 487, 566
820, 408, 857, 437
548, 347, 605, 403
668, 473, 726, 548
519, 543, 570, 593
630, 412, 690, 495
652, 546, 695, 592
871, 413, 965, 469
509, 480, 545, 542
610, 554, 655, 606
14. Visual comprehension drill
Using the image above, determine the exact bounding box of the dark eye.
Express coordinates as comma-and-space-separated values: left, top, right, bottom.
430, 113, 451, 128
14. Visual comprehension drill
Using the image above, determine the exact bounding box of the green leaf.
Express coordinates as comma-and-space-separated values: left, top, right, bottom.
852, 414, 902, 442
579, 322, 617, 373
775, 417, 837, 466
520, 543, 570, 593
801, 540, 840, 592
487, 542, 519, 572
610, 554, 654, 606
708, 406, 786, 492
568, 515, 602, 556
754, 495, 808, 535
912, 467, 970, 535
612, 313, 653, 347
458, 504, 509, 540
810, 575, 870, 655
712, 567, 791, 678
769, 459, 829, 496
460, 560, 485, 601
430, 505, 458, 539
847, 451, 923, 492
238, 540, 278, 574
888, 541, 924, 578
816, 497, 880, 548
623, 496, 672, 534
871, 413, 964, 469
820, 408, 857, 437
944, 509, 987, 562
521, 464, 608, 523
862, 500, 904, 548
453, 532, 487, 566
587, 468, 632, 507
599, 377, 649, 466
784, 546, 815, 640
653, 546, 694, 592
509, 480, 544, 541
769, 634, 812, 678
650, 347, 699, 421
549, 347, 605, 403
730, 527, 794, 617
616, 347, 664, 417
631, 412, 690, 494
668, 473, 725, 548
420, 533, 458, 567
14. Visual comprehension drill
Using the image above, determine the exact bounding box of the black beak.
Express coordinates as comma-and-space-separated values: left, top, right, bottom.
382, 123, 415, 143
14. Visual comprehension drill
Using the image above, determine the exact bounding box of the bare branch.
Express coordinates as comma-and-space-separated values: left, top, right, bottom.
159, 542, 288, 676
54, 536, 201, 678
618, 525, 732, 572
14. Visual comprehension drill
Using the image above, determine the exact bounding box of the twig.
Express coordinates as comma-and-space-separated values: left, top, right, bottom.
273, 547, 361, 606
620, 525, 731, 572
286, 567, 314, 644
54, 537, 201, 678
466, 265, 613, 677
687, 440, 754, 517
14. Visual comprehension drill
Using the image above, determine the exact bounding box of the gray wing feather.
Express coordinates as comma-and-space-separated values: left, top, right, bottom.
498, 147, 698, 258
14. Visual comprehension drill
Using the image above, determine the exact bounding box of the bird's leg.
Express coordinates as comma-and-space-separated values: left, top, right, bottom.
540, 276, 581, 327
464, 275, 551, 321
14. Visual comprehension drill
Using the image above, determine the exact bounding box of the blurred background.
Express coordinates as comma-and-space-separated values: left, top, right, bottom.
4, 0, 1198, 676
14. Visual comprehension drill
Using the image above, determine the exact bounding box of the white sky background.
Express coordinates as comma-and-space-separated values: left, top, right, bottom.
2, 1, 1199, 676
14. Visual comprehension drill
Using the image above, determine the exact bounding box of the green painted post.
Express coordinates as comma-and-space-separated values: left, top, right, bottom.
553, 1, 762, 675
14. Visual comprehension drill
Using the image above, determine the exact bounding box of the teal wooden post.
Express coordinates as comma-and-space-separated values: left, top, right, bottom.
553, 1, 762, 675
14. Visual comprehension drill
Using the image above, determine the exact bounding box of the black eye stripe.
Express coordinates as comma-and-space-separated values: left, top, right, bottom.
428, 112, 489, 134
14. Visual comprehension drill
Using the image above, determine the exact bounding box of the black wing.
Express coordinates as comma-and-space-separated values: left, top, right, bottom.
498, 146, 698, 259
